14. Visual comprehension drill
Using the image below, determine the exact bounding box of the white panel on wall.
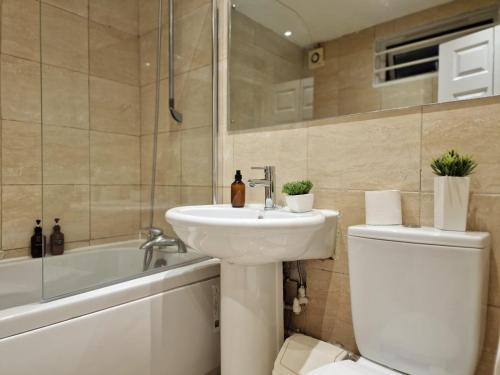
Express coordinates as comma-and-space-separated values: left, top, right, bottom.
301, 77, 314, 120
494, 25, 500, 96
438, 27, 494, 102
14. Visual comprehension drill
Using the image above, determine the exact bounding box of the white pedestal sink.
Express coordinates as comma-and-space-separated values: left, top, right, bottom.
166, 204, 339, 375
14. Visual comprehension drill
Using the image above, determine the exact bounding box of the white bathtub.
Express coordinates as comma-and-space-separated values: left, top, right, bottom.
0, 241, 221, 375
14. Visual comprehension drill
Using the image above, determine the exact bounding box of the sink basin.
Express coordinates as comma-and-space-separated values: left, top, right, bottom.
166, 204, 339, 265
166, 204, 339, 374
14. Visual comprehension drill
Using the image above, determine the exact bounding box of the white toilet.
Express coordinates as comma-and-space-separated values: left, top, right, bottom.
274, 225, 490, 375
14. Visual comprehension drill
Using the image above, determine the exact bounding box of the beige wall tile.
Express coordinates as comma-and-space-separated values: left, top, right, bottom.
42, 0, 89, 17
43, 125, 90, 184
402, 192, 421, 226
1, 0, 40, 61
419, 193, 434, 227
178, 66, 212, 129
90, 21, 139, 85
232, 126, 308, 205
89, 0, 138, 35
174, 4, 210, 75
308, 110, 421, 191
181, 186, 212, 205
337, 86, 381, 116
190, 4, 212, 70
138, 0, 166, 36
91, 185, 140, 239
181, 126, 212, 186
139, 27, 168, 85
140, 79, 166, 135
42, 64, 89, 129
41, 4, 89, 72
1, 54, 41, 123
43, 185, 90, 242
220, 187, 231, 204
138, 0, 155, 35
141, 132, 181, 185
3, 248, 31, 259
90, 131, 140, 185
141, 185, 180, 237
313, 59, 339, 120
220, 132, 234, 188
2, 120, 42, 184
174, 0, 210, 19
422, 98, 500, 194
90, 77, 140, 135
2, 185, 42, 250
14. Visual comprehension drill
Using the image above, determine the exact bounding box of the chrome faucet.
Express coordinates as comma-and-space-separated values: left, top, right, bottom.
248, 166, 277, 209
140, 227, 187, 253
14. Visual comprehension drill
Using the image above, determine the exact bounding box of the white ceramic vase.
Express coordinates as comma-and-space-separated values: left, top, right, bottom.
285, 193, 314, 213
434, 176, 470, 231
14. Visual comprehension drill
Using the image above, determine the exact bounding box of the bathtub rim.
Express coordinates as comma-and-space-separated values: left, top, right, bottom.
0, 258, 220, 340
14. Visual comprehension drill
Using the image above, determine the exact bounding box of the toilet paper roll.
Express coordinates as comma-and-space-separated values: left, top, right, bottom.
365, 190, 402, 225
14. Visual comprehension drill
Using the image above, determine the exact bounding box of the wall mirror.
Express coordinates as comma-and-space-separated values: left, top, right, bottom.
229, 0, 500, 131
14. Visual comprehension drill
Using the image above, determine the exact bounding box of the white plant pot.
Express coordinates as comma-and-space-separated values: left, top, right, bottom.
434, 176, 470, 231
286, 194, 314, 213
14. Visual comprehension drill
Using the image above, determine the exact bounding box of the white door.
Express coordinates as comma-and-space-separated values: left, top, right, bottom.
438, 27, 494, 102
272, 79, 300, 124
301, 77, 314, 121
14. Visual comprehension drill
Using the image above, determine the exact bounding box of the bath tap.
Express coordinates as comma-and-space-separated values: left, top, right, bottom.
140, 227, 187, 253
248, 166, 277, 209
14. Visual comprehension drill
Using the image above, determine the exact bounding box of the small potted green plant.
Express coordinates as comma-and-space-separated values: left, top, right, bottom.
282, 180, 314, 213
431, 149, 477, 231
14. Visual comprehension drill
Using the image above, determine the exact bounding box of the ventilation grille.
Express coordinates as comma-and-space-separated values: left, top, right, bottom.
374, 8, 497, 87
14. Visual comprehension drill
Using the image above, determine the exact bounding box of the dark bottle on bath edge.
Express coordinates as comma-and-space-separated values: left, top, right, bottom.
50, 218, 65, 255
231, 170, 245, 208
31, 219, 46, 258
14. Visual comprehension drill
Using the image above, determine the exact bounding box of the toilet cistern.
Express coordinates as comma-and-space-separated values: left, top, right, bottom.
248, 165, 276, 209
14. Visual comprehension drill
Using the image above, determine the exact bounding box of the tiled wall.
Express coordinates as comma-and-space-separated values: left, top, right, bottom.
230, 10, 306, 130
138, 0, 213, 236
0, 0, 213, 259
218, 1, 499, 373
0, 0, 142, 259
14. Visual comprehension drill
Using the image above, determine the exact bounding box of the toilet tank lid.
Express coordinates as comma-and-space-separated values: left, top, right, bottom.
348, 225, 490, 249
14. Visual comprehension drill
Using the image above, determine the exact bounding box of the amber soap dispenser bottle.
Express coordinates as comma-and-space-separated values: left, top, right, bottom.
231, 170, 245, 208
50, 218, 65, 256
30, 219, 46, 258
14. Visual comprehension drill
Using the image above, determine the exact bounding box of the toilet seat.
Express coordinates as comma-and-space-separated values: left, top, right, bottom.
308, 358, 401, 375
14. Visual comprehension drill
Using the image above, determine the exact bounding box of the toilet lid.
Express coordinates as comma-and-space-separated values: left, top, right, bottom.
308, 359, 401, 375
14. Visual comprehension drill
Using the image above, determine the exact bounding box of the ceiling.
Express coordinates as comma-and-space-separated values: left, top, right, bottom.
233, 0, 454, 47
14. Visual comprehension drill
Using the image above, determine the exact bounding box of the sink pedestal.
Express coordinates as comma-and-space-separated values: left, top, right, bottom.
220, 261, 283, 375
166, 205, 339, 375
